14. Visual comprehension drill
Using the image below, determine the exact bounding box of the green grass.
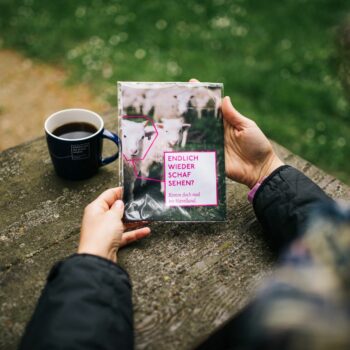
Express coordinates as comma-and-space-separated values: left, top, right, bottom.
0, 0, 349, 183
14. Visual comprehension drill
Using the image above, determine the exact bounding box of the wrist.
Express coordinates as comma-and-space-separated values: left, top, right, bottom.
78, 244, 118, 263
248, 178, 266, 203
249, 155, 284, 189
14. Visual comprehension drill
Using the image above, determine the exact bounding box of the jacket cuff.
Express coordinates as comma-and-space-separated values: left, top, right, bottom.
252, 165, 290, 207
252, 165, 332, 253
48, 253, 131, 283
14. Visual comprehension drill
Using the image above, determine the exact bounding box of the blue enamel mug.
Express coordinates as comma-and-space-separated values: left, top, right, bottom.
45, 109, 119, 180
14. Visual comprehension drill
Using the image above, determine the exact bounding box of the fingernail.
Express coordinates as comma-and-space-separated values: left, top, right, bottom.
114, 200, 124, 209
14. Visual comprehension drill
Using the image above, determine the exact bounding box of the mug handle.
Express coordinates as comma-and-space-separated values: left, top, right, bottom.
100, 129, 120, 166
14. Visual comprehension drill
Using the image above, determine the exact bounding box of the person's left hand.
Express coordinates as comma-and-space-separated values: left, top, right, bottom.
78, 187, 151, 263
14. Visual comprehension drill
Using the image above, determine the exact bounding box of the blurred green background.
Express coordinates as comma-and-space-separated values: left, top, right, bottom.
0, 0, 349, 183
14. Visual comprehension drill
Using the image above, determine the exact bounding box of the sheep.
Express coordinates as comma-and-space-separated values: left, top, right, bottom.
121, 119, 147, 160
177, 89, 194, 116
142, 89, 158, 116
189, 87, 221, 119
152, 91, 180, 121
141, 86, 221, 120
140, 118, 191, 192
122, 88, 146, 114
158, 86, 194, 117
121, 119, 147, 200
139, 88, 180, 120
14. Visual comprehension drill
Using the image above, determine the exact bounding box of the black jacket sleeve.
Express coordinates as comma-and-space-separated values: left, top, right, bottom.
19, 254, 133, 350
198, 166, 336, 350
253, 165, 333, 253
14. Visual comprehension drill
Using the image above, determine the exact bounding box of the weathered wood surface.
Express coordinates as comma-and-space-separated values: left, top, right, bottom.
1, 109, 349, 350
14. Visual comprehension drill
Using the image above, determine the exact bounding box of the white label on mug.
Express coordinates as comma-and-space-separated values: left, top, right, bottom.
71, 143, 90, 160
164, 151, 218, 207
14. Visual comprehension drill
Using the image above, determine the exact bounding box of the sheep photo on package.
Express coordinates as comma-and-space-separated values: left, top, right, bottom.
117, 82, 227, 222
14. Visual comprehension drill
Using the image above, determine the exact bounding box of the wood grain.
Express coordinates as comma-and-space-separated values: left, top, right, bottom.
0, 110, 349, 349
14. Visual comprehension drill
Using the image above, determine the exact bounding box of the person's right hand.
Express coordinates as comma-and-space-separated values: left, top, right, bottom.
222, 97, 284, 188
78, 187, 150, 263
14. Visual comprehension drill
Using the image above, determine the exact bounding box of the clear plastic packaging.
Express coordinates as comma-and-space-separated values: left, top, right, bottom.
118, 82, 226, 222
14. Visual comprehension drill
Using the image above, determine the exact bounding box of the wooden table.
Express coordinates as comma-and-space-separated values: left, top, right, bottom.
1, 110, 349, 349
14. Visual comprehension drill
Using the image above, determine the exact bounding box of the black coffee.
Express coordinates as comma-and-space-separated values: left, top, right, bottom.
53, 122, 98, 139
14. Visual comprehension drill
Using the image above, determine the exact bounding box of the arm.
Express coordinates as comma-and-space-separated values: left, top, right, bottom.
19, 187, 151, 350
198, 95, 339, 350
19, 254, 133, 350
253, 165, 333, 251
221, 96, 332, 252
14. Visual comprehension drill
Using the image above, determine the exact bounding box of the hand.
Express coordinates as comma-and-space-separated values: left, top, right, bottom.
189, 78, 283, 188
78, 187, 151, 263
222, 97, 284, 188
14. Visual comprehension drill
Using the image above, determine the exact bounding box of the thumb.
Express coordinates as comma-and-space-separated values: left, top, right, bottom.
222, 96, 251, 128
111, 199, 125, 219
